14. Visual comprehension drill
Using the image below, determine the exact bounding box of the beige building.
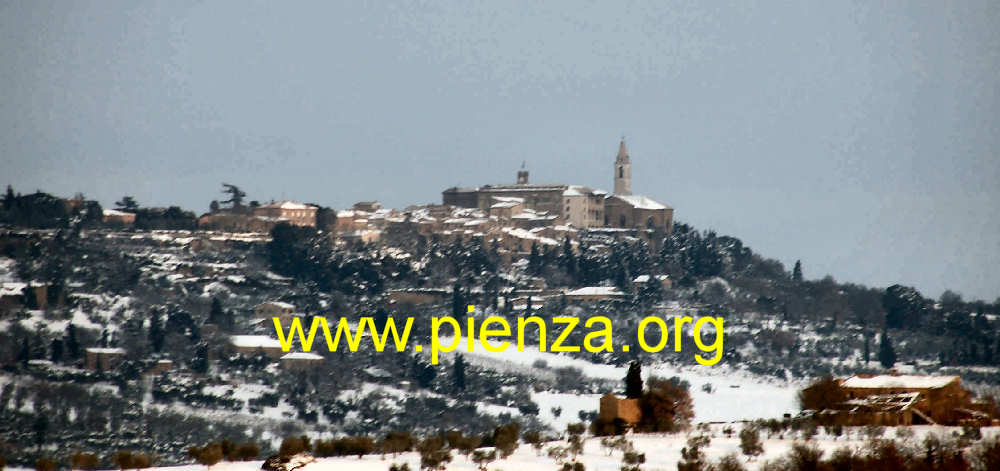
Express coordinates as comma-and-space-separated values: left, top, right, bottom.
253, 201, 317, 227
229, 335, 285, 359
280, 352, 324, 371
254, 301, 296, 323
562, 186, 607, 228
599, 393, 642, 424
488, 197, 525, 221
102, 209, 136, 226
604, 194, 673, 231
563, 286, 627, 303
85, 347, 126, 371
441, 139, 672, 233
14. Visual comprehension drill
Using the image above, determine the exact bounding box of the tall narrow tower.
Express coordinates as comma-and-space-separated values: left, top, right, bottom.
614, 138, 632, 195
517, 161, 529, 184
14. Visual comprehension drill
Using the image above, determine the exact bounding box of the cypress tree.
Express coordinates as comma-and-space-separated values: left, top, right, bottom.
149, 312, 164, 353
625, 361, 643, 399
878, 329, 897, 369
453, 354, 467, 392
792, 260, 803, 282
64, 324, 80, 359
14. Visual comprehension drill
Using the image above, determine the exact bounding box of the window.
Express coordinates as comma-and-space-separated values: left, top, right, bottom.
619, 214, 627, 227
618, 166, 623, 178
646, 217, 655, 229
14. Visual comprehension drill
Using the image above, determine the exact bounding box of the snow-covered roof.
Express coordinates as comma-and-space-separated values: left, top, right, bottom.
633, 274, 668, 283
491, 200, 523, 209
281, 352, 324, 361
0, 282, 26, 297
258, 201, 315, 210
85, 347, 126, 354
257, 301, 295, 309
610, 194, 671, 210
841, 375, 959, 389
229, 335, 283, 349
564, 287, 625, 297
563, 185, 606, 197
102, 209, 134, 217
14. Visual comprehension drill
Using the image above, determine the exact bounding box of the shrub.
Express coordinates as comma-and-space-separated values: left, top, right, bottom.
70, 452, 99, 470
969, 436, 1000, 471
493, 422, 521, 458
187, 444, 223, 468
714, 453, 747, 471
471, 449, 496, 471
621, 450, 645, 471
523, 430, 545, 455
380, 431, 415, 457
590, 417, 627, 436
230, 442, 259, 461
739, 426, 763, 459
34, 458, 57, 471
417, 436, 451, 471
279, 435, 312, 457
314, 436, 374, 458
112, 451, 151, 470
637, 376, 693, 433
787, 442, 823, 471
797, 375, 846, 411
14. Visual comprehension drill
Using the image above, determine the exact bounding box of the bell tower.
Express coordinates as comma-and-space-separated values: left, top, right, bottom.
614, 138, 632, 195
517, 161, 529, 184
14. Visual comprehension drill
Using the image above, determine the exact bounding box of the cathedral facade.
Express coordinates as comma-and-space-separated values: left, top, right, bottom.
442, 139, 673, 233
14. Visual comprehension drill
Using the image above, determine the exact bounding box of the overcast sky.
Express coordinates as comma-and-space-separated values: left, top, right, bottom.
2, 1, 998, 301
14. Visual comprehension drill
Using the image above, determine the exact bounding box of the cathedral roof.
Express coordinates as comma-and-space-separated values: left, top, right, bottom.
608, 194, 672, 210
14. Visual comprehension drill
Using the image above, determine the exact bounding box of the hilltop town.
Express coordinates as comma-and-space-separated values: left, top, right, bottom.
1, 141, 1000, 468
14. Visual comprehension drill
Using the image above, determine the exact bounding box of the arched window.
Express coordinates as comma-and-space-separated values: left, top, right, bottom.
646, 217, 655, 229
619, 214, 627, 227
618, 166, 623, 178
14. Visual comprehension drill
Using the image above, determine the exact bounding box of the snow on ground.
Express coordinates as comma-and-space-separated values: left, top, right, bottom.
433, 337, 800, 424
88, 426, 1000, 471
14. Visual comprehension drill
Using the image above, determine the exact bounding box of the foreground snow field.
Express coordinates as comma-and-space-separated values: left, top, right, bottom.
67, 426, 996, 471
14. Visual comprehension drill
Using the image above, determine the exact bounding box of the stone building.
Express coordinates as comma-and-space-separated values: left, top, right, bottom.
85, 347, 126, 371
604, 194, 673, 230
102, 209, 136, 226
441, 139, 672, 233
810, 374, 997, 426
252, 201, 317, 227
599, 393, 642, 425
229, 335, 285, 359
280, 352, 324, 371
254, 301, 296, 324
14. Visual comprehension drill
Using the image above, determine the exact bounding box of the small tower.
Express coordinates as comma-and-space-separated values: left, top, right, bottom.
614, 138, 632, 195
517, 161, 529, 184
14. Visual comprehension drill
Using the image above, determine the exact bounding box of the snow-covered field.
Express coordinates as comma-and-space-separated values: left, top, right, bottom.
434, 336, 801, 424
50, 426, 998, 471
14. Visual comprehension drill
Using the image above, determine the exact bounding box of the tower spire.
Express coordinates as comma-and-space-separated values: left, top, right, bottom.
614, 138, 632, 195
617, 138, 629, 161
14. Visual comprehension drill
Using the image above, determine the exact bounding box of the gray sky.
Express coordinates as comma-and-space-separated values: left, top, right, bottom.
2, 1, 998, 301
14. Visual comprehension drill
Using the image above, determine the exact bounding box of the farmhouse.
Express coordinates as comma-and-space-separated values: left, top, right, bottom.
85, 347, 126, 371
599, 393, 642, 425
229, 335, 285, 359
280, 352, 324, 371
810, 373, 997, 426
